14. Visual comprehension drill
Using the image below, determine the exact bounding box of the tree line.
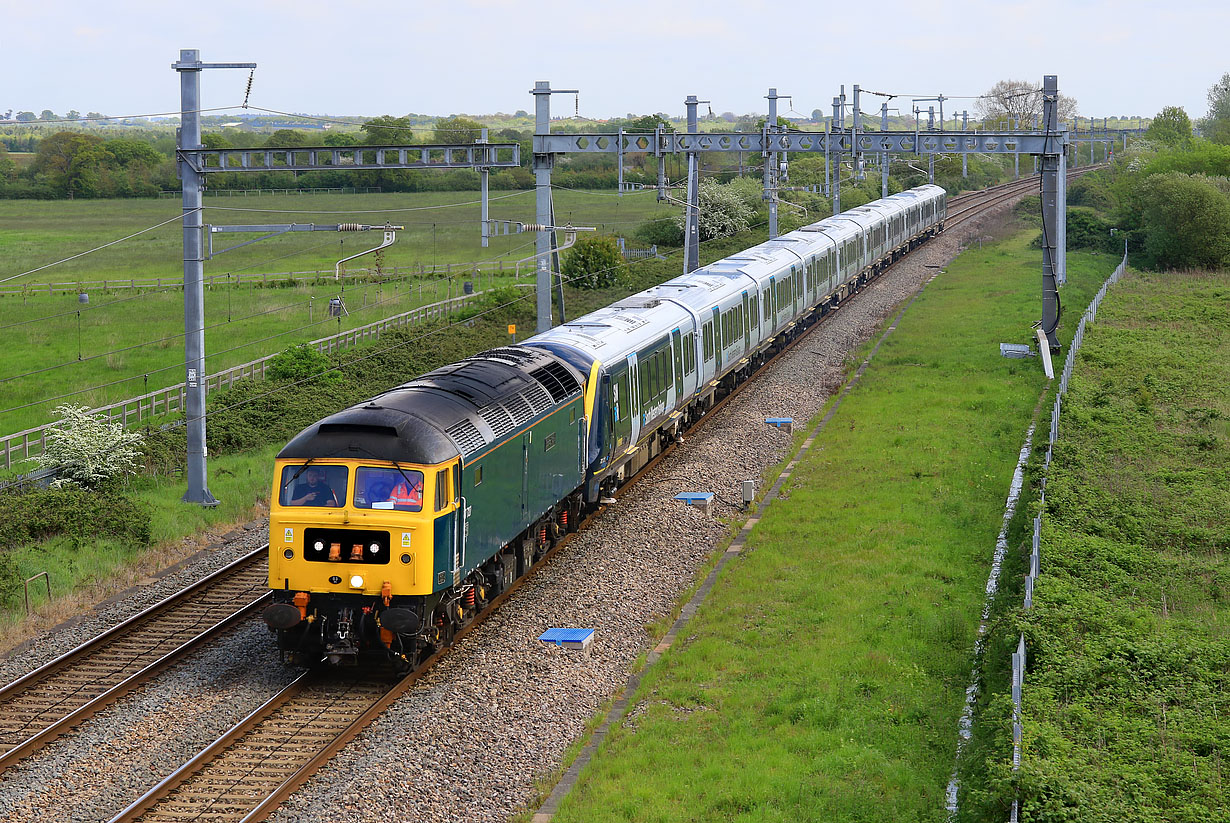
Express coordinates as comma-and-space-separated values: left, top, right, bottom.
1046, 73, 1230, 270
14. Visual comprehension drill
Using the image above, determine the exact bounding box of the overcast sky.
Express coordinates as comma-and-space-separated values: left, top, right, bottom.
3, 1, 1225, 124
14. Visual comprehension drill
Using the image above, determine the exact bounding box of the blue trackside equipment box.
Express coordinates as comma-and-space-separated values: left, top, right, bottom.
539, 628, 595, 651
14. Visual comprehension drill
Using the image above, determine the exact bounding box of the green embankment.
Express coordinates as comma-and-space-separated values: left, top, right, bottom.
1016, 271, 1230, 819
551, 232, 1116, 822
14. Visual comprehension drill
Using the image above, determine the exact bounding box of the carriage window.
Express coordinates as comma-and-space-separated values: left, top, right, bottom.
703, 323, 714, 360
281, 464, 348, 508
474, 465, 484, 486
684, 334, 696, 375
353, 466, 422, 512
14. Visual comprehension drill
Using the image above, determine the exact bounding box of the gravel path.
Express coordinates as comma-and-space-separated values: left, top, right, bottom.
0, 203, 1017, 823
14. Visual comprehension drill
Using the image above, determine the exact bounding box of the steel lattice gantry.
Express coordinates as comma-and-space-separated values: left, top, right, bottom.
177, 143, 520, 174
530, 75, 1071, 354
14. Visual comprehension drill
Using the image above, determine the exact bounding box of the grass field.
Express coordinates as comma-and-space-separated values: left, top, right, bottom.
0, 188, 674, 284
0, 189, 675, 438
1013, 270, 1230, 819
0, 269, 515, 437
549, 232, 1118, 822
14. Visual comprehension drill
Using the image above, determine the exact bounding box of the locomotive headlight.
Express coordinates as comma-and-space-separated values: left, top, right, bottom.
369, 543, 380, 554
313, 541, 324, 552
349, 574, 364, 589
283, 549, 294, 559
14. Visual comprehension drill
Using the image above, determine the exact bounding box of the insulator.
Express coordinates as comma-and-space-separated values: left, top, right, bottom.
337, 223, 364, 232
522, 223, 545, 232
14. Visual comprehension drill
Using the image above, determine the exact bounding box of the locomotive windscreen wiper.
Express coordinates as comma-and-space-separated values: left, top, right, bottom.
281, 457, 318, 491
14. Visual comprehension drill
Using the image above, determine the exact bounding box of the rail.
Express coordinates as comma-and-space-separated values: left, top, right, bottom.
0, 290, 481, 471
1008, 249, 1128, 822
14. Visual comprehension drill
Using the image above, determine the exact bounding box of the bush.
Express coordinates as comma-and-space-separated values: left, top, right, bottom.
676, 179, 755, 241
1137, 172, 1230, 269
267, 343, 343, 384
634, 216, 684, 247
33, 404, 144, 489
560, 234, 630, 289
0, 486, 152, 551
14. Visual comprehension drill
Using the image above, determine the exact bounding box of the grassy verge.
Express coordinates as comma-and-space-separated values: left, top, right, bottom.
1011, 270, 1230, 819
549, 231, 1118, 822
0, 444, 275, 648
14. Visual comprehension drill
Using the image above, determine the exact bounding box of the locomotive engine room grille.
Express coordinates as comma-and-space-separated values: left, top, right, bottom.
304, 528, 392, 564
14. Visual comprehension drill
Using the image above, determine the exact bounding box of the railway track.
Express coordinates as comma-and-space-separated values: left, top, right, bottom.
0, 548, 269, 774
4, 168, 1066, 820
946, 165, 1104, 228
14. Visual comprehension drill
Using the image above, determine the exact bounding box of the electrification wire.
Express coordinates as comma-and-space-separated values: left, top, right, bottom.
3, 212, 768, 423
0, 252, 504, 391
0, 211, 198, 285
240, 106, 476, 135
0, 105, 246, 126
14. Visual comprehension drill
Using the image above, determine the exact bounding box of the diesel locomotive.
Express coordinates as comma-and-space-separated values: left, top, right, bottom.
262, 184, 946, 669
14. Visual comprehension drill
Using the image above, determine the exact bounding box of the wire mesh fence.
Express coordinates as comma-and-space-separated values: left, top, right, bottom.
1009, 251, 1128, 821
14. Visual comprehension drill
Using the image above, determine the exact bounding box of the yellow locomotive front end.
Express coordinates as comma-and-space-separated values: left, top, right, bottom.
264, 456, 460, 668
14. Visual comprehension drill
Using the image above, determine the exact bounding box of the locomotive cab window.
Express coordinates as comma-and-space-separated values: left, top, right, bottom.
435, 467, 451, 512
281, 464, 347, 508
353, 466, 423, 512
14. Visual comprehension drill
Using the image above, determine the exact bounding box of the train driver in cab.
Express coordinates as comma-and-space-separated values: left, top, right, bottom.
289, 467, 339, 506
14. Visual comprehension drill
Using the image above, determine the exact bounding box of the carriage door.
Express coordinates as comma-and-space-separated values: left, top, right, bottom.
521, 431, 531, 520
671, 329, 683, 401
767, 276, 777, 327
741, 291, 751, 352
627, 353, 641, 445
711, 307, 722, 372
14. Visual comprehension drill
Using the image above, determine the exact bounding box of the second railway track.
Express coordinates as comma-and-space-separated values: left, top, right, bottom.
0, 548, 270, 774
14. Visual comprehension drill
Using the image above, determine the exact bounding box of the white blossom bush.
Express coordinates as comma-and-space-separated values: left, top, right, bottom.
34, 404, 144, 489
673, 179, 755, 242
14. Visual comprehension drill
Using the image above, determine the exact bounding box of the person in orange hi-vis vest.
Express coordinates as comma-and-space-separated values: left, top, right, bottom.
388, 475, 423, 508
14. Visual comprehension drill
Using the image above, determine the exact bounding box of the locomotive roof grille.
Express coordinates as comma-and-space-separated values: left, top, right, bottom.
479, 404, 517, 440
504, 393, 534, 427
529, 361, 582, 403
446, 419, 486, 456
